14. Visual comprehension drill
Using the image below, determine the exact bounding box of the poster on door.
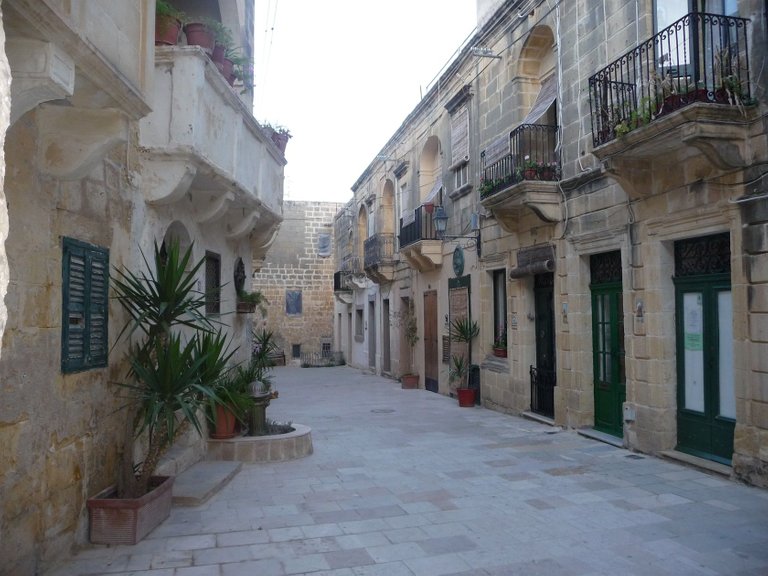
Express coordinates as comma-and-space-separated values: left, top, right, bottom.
683, 292, 705, 413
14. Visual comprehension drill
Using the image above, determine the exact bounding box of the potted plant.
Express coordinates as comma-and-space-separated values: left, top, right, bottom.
394, 299, 419, 389
523, 156, 538, 180
183, 18, 215, 54
261, 123, 292, 154
492, 327, 507, 358
155, 1, 184, 46
538, 162, 558, 181
449, 316, 479, 406
237, 287, 267, 314
87, 241, 230, 545
203, 18, 233, 65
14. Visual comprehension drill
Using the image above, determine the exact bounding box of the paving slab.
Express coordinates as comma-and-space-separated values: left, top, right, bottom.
46, 366, 768, 576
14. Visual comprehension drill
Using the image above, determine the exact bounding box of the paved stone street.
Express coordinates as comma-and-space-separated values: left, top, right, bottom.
49, 366, 768, 575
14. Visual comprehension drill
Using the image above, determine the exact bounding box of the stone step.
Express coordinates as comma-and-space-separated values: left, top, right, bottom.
171, 460, 242, 506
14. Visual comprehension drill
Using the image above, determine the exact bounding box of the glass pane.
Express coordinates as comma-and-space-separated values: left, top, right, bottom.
718, 291, 735, 419
683, 292, 705, 413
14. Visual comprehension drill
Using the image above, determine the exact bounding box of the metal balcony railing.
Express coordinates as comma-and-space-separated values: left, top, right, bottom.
479, 124, 559, 199
589, 12, 750, 147
364, 233, 395, 268
340, 255, 362, 274
333, 271, 351, 292
399, 205, 440, 249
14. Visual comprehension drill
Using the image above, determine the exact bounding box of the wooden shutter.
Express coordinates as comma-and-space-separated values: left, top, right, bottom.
62, 238, 109, 372
451, 105, 469, 165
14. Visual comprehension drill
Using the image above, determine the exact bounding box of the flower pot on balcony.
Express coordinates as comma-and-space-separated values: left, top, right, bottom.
155, 14, 182, 45
539, 168, 555, 181
270, 131, 291, 154
87, 476, 174, 545
183, 22, 214, 54
523, 168, 538, 180
236, 300, 257, 314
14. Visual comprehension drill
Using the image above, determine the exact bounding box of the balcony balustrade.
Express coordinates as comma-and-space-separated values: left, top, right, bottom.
363, 233, 396, 284
589, 12, 751, 148
479, 124, 559, 200
398, 205, 442, 271
479, 124, 561, 230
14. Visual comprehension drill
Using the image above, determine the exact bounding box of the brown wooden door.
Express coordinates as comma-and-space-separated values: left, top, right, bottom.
424, 290, 438, 393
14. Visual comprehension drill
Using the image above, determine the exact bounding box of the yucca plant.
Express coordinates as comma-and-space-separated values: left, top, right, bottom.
449, 316, 479, 389
112, 241, 233, 498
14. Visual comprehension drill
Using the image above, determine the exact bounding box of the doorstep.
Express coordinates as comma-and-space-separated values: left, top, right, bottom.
521, 411, 555, 426
660, 450, 732, 478
577, 427, 625, 449
172, 460, 242, 506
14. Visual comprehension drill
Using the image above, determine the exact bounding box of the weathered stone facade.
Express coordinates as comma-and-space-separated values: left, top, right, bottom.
253, 201, 343, 361
0, 1, 284, 573
336, 0, 768, 488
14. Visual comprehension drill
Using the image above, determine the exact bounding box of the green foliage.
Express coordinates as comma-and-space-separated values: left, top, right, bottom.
156, 0, 184, 20
449, 353, 470, 388
111, 240, 233, 498
202, 17, 233, 48
449, 316, 479, 343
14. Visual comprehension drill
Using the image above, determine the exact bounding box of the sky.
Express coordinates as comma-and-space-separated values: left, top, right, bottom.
252, 1, 478, 204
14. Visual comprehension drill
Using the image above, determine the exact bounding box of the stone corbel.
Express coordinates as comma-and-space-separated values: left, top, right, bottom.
37, 105, 128, 180
226, 209, 262, 240
681, 122, 746, 170
7, 38, 75, 125
196, 191, 234, 224
141, 158, 197, 205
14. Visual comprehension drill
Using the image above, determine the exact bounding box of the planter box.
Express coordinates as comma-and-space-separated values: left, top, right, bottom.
401, 374, 419, 389
492, 347, 508, 358
236, 301, 256, 314
87, 476, 174, 545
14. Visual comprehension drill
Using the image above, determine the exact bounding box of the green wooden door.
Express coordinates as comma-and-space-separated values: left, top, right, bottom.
590, 251, 625, 437
591, 285, 625, 436
674, 234, 734, 464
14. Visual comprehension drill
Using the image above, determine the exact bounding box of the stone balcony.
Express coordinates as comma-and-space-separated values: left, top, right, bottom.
139, 46, 284, 260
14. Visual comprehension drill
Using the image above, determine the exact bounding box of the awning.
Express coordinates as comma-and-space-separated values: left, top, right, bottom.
521, 74, 557, 125
424, 176, 443, 205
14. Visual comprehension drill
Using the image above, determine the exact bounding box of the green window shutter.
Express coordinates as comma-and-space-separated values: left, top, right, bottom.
62, 238, 109, 373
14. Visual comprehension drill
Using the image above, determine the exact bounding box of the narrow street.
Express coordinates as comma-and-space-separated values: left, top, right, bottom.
50, 366, 768, 575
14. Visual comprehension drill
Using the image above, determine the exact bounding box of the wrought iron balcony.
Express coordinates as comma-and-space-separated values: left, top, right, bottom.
479, 124, 559, 200
340, 255, 362, 274
399, 205, 439, 249
398, 205, 442, 271
589, 12, 751, 148
364, 233, 395, 268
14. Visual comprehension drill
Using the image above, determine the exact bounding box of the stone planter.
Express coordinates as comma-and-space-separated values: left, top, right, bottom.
87, 476, 174, 545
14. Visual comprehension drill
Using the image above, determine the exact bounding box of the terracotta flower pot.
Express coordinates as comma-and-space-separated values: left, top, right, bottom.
524, 168, 538, 180
155, 15, 181, 46
457, 388, 475, 407
183, 22, 214, 54
211, 404, 237, 439
493, 347, 507, 358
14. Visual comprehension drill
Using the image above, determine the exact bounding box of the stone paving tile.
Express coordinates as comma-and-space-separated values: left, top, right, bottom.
45, 366, 768, 576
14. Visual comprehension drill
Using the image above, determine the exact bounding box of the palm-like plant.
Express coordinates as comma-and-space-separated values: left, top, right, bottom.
112, 241, 233, 498
449, 316, 479, 389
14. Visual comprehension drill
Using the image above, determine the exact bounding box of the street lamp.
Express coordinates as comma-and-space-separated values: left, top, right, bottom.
432, 205, 481, 256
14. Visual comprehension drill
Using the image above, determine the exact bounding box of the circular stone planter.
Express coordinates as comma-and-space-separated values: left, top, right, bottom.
207, 424, 313, 463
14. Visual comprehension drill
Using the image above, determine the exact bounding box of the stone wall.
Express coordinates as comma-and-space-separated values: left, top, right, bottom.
0, 3, 9, 357
252, 201, 343, 361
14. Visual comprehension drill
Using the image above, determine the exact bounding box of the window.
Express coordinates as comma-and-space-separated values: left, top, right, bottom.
62, 237, 109, 373
292, 344, 301, 358
205, 251, 221, 315
322, 342, 331, 357
454, 163, 469, 189
286, 290, 302, 315
355, 307, 364, 339
493, 269, 507, 345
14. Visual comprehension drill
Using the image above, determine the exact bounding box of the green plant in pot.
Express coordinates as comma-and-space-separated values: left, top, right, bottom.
247, 328, 280, 435
155, 0, 184, 45
236, 287, 267, 314
493, 327, 507, 357
87, 241, 231, 545
393, 299, 419, 388
449, 315, 479, 406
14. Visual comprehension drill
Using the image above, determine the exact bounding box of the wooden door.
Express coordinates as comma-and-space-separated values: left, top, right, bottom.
424, 290, 438, 393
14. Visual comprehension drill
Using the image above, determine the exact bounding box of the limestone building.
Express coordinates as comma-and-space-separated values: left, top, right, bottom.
252, 201, 344, 362
335, 0, 768, 487
0, 1, 284, 573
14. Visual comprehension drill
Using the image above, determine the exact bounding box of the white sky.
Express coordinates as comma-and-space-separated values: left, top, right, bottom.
253, 1, 478, 204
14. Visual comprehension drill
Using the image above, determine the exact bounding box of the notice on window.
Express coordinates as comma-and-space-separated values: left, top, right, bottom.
684, 294, 703, 351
